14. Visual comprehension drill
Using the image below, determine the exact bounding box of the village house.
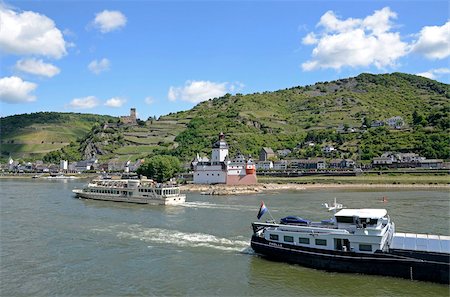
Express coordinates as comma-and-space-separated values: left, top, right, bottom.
418, 159, 444, 169
256, 161, 273, 171
372, 157, 394, 166
72, 159, 98, 172
289, 158, 326, 170
259, 147, 275, 161
273, 160, 288, 171
322, 145, 336, 154
329, 159, 355, 169
276, 149, 291, 158
386, 116, 404, 129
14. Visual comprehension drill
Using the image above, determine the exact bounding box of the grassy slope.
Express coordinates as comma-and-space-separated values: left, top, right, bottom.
0, 112, 115, 159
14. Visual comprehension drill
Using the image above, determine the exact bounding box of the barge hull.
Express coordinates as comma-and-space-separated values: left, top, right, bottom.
251, 236, 450, 284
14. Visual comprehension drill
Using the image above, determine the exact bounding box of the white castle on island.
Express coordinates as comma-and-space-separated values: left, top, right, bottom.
192, 133, 257, 185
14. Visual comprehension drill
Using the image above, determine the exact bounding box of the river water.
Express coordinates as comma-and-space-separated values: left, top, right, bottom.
1, 178, 449, 296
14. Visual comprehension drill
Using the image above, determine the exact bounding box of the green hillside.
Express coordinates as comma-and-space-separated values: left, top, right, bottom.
2, 73, 449, 164
166, 72, 449, 161
0, 112, 116, 160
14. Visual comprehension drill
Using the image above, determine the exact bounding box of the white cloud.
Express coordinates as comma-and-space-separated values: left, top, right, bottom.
69, 96, 99, 109
93, 10, 127, 33
302, 33, 318, 45
412, 21, 450, 60
302, 7, 408, 71
0, 76, 37, 103
167, 80, 243, 103
14, 58, 60, 77
88, 58, 110, 74
144, 96, 155, 105
0, 6, 67, 58
416, 68, 450, 80
104, 97, 126, 107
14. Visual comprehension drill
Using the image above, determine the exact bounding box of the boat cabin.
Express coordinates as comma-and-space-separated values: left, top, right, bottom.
334, 209, 389, 234
255, 208, 394, 255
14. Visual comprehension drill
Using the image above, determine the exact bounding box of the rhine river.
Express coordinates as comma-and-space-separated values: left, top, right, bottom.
1, 178, 449, 296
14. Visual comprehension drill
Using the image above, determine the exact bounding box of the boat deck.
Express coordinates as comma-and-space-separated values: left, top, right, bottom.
391, 232, 450, 254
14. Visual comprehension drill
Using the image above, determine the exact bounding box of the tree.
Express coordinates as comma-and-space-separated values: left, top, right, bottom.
412, 110, 427, 127
137, 155, 181, 182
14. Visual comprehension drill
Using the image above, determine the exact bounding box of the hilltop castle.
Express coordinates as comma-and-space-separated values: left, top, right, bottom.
120, 108, 137, 125
192, 133, 257, 185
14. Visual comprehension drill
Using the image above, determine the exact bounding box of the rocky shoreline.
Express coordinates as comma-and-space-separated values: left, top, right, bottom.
180, 183, 449, 195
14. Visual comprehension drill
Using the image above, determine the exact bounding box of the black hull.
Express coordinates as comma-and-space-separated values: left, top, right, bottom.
251, 236, 450, 284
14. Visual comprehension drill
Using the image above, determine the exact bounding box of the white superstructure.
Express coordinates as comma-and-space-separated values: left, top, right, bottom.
73, 176, 185, 205
254, 208, 396, 254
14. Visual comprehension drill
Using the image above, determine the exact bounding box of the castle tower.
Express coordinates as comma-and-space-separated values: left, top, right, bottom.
211, 132, 228, 165
130, 108, 136, 121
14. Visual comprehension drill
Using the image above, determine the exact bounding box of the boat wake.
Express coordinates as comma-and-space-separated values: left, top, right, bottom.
182, 201, 256, 211
92, 224, 250, 252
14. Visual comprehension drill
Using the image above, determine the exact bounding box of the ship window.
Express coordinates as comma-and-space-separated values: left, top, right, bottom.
336, 216, 354, 223
284, 236, 294, 243
360, 218, 378, 225
298, 237, 310, 244
359, 244, 372, 251
315, 239, 327, 246
269, 234, 279, 241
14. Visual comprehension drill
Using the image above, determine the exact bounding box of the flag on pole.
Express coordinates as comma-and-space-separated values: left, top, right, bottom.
257, 201, 268, 220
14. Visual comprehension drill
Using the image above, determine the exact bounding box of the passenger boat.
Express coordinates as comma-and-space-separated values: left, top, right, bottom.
72, 175, 185, 205
251, 202, 450, 284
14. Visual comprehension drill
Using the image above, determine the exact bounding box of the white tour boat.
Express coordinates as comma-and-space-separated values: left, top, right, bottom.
72, 175, 185, 205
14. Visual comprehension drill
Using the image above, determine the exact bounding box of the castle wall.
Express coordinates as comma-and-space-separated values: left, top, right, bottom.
193, 165, 227, 184
226, 174, 257, 185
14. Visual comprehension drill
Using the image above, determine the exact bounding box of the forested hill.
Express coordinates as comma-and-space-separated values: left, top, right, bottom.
2, 73, 449, 163
165, 72, 449, 161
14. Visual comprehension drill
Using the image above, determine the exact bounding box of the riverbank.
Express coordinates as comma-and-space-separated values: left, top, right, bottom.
181, 182, 449, 195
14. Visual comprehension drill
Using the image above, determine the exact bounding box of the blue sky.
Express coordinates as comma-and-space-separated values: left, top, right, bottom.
1, 1, 449, 120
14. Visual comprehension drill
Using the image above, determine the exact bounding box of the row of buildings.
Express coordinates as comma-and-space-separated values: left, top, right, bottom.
255, 158, 355, 171
372, 152, 445, 169
4, 157, 143, 174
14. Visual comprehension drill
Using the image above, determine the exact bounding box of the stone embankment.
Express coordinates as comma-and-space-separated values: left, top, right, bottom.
181, 184, 307, 195
181, 183, 449, 195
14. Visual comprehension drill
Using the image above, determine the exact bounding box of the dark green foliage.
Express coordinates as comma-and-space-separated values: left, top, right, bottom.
412, 110, 427, 127
137, 155, 181, 182
42, 142, 81, 163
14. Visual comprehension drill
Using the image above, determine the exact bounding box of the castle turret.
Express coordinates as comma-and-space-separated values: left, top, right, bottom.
211, 132, 229, 165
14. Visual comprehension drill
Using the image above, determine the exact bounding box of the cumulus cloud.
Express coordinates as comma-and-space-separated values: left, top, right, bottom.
412, 21, 450, 60
416, 68, 450, 80
88, 58, 110, 74
14, 58, 60, 77
168, 80, 243, 103
104, 97, 126, 107
93, 10, 127, 33
301, 7, 408, 71
0, 76, 37, 103
0, 6, 67, 58
69, 96, 99, 109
